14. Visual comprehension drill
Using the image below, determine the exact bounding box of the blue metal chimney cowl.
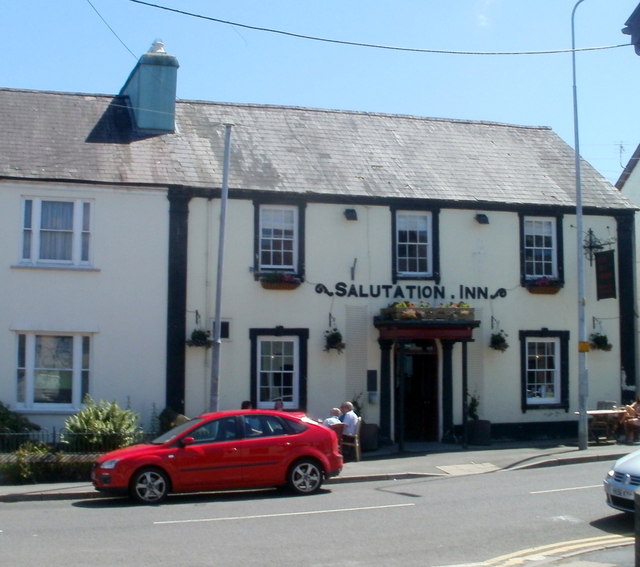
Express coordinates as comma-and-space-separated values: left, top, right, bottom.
119, 40, 179, 134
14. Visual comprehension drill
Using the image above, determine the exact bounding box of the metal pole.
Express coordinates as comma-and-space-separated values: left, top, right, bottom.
572, 0, 589, 450
209, 124, 233, 412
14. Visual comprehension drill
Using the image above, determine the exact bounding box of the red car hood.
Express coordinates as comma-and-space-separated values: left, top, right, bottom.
96, 442, 166, 464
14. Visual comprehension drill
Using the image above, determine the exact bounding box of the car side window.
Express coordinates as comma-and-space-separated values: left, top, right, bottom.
191, 417, 238, 444
242, 414, 288, 438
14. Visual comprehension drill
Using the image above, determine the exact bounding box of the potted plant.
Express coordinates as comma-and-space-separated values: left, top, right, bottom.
466, 394, 491, 446
186, 328, 212, 347
590, 332, 612, 351
324, 328, 345, 353
489, 329, 509, 352
259, 272, 301, 290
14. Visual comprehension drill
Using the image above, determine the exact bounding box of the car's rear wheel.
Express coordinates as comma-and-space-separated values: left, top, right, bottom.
287, 459, 323, 495
130, 467, 169, 504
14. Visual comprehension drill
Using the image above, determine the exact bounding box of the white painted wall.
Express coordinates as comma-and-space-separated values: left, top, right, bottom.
184, 197, 625, 433
0, 181, 168, 431
1, 179, 625, 436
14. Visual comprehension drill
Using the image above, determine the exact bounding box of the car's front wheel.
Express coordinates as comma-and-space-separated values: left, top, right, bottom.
287, 459, 323, 495
130, 467, 169, 504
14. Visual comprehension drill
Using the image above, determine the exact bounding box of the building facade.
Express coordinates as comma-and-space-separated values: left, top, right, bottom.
1, 47, 636, 443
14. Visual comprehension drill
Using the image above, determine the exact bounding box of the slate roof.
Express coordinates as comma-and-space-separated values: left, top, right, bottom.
0, 87, 634, 211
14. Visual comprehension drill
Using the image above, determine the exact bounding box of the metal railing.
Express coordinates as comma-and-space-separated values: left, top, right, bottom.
0, 429, 155, 454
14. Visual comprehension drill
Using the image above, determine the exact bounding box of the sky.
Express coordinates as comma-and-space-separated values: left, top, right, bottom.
4, 0, 640, 185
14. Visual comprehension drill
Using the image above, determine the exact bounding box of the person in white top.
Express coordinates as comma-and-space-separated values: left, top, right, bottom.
340, 401, 359, 435
322, 408, 342, 427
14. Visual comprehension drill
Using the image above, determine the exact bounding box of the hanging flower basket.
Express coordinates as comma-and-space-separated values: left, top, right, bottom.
324, 328, 345, 353
489, 330, 509, 352
259, 272, 301, 290
186, 329, 212, 348
589, 332, 612, 351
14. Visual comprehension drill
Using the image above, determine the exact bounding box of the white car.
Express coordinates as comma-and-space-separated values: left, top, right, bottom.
603, 449, 640, 513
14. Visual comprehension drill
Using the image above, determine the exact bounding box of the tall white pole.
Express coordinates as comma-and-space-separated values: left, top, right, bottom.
209, 124, 233, 412
572, 0, 589, 450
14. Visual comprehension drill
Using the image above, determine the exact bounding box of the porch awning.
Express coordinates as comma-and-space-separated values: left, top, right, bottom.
373, 317, 480, 341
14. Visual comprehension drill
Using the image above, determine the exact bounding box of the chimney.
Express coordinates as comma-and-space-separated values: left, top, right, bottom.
119, 40, 179, 134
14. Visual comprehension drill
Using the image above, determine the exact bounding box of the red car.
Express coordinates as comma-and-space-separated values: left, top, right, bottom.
92, 410, 343, 504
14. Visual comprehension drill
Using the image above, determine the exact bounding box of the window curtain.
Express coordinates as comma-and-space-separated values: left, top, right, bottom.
40, 201, 73, 260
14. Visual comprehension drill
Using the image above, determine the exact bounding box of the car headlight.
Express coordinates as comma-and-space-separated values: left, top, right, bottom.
100, 459, 120, 470
607, 469, 615, 478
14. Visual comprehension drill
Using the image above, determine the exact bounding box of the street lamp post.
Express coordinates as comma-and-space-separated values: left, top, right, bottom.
209, 124, 233, 412
572, 0, 589, 450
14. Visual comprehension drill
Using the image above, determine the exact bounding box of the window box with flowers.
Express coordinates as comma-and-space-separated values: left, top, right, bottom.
489, 329, 509, 352
380, 301, 474, 321
324, 328, 345, 353
187, 328, 212, 348
525, 277, 562, 294
590, 332, 612, 351
259, 272, 302, 290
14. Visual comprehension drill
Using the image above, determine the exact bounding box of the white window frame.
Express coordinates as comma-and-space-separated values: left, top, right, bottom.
395, 210, 432, 277
21, 198, 92, 267
525, 336, 560, 405
16, 332, 90, 411
256, 335, 299, 409
523, 216, 557, 280
258, 205, 298, 272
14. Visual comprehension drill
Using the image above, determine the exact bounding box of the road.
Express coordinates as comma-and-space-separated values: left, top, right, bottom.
0, 461, 634, 566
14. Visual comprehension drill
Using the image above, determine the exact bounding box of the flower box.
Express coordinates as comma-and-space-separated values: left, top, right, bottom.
525, 278, 562, 294
526, 285, 561, 295
380, 306, 475, 321
260, 281, 300, 290
258, 272, 301, 290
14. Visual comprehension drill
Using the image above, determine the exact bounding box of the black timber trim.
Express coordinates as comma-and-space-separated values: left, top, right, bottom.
252, 199, 306, 281
519, 329, 570, 413
166, 187, 192, 414
518, 212, 565, 287
390, 205, 440, 284
617, 212, 637, 401
249, 327, 309, 410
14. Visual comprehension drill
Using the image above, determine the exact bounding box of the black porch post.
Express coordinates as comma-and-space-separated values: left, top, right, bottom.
378, 338, 393, 443
441, 340, 455, 442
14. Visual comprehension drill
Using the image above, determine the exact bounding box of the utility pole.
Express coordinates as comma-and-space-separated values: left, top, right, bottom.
571, 0, 589, 450
209, 124, 233, 412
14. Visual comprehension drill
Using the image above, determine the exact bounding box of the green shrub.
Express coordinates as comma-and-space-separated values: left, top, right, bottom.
0, 401, 40, 432
1, 441, 50, 483
62, 396, 142, 451
0, 443, 94, 484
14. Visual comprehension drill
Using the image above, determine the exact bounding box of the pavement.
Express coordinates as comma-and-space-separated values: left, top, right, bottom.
0, 439, 637, 566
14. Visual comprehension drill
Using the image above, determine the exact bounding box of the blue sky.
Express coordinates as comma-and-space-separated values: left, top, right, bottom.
4, 0, 640, 184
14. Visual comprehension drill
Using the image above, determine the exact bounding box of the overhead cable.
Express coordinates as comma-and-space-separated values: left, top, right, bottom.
128, 0, 627, 56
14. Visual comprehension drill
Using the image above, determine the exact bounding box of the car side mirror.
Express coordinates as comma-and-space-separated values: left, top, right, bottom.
181, 436, 195, 447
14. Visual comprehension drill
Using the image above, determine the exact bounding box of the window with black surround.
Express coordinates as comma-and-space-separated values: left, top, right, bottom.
392, 208, 439, 282
254, 202, 305, 279
520, 214, 564, 288
519, 330, 569, 411
250, 328, 308, 410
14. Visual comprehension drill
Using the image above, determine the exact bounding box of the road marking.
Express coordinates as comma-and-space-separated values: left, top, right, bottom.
154, 502, 415, 525
530, 484, 601, 494
434, 534, 633, 567
437, 463, 499, 476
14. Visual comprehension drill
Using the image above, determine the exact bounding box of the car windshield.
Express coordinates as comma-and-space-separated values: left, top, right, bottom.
151, 418, 205, 444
